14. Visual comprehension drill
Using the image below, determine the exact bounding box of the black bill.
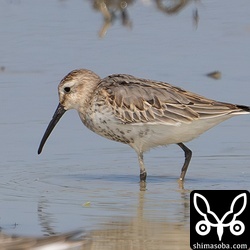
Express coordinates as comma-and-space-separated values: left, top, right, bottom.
38, 103, 66, 154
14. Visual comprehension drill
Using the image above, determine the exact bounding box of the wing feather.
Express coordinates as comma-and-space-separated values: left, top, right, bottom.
96, 74, 240, 124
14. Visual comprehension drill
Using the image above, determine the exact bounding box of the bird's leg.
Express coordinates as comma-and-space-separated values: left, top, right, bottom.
177, 143, 192, 181
138, 152, 147, 182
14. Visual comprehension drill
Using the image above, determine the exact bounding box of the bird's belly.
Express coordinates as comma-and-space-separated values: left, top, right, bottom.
80, 109, 232, 152
128, 116, 232, 152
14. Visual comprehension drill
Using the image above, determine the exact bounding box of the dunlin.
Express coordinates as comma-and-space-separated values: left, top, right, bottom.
38, 69, 250, 182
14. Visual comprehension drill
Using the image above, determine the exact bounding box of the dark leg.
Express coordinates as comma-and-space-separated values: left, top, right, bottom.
140, 170, 147, 182
138, 152, 147, 182
177, 143, 192, 181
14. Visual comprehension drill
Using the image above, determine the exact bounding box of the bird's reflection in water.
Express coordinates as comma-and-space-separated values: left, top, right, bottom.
0, 183, 189, 249
89, 185, 189, 250
89, 184, 189, 249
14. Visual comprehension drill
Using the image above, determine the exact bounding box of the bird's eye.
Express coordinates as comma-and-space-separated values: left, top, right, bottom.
64, 87, 71, 93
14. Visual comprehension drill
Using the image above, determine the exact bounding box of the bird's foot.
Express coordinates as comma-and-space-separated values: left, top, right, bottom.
140, 170, 147, 182
178, 177, 185, 189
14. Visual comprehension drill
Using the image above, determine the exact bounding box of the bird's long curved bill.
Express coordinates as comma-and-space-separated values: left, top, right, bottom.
38, 103, 66, 154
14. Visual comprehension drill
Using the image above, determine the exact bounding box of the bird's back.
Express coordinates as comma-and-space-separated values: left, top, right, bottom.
94, 74, 249, 126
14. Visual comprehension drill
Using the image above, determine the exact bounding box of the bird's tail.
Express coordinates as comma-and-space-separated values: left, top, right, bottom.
236, 105, 250, 112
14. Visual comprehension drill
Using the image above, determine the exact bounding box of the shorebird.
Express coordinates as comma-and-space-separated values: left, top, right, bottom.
0, 230, 91, 250
38, 69, 250, 182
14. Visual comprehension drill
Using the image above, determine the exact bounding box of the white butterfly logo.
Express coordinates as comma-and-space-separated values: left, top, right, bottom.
193, 193, 247, 241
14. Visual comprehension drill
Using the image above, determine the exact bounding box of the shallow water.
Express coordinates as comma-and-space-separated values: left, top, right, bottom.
0, 0, 250, 248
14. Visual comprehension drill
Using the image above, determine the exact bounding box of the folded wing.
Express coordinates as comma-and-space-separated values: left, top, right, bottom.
96, 74, 245, 125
